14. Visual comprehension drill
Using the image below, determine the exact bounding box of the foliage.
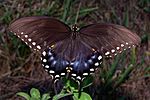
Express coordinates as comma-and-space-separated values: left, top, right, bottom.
17, 88, 50, 100
17, 86, 92, 100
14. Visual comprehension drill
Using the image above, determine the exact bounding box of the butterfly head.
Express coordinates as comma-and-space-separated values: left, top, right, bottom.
71, 24, 79, 32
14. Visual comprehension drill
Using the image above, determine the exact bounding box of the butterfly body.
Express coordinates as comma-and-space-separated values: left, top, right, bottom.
40, 26, 103, 80
9, 16, 141, 82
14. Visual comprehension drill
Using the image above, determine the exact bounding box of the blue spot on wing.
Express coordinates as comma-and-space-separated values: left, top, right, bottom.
72, 60, 90, 73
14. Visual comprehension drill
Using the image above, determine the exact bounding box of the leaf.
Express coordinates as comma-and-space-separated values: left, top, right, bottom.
53, 93, 72, 100
82, 76, 93, 89
114, 64, 134, 88
17, 92, 30, 100
105, 55, 120, 86
73, 92, 92, 100
131, 47, 136, 64
41, 93, 51, 100
79, 7, 98, 15
30, 97, 39, 100
30, 88, 41, 99
123, 10, 129, 27
62, 0, 72, 22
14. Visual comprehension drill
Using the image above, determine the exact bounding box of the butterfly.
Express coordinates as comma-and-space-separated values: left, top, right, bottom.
9, 16, 141, 83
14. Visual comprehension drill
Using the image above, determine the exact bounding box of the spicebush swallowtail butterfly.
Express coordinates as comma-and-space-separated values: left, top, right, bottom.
9, 16, 141, 82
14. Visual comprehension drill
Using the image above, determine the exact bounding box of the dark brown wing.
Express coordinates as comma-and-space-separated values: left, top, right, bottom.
79, 24, 141, 58
9, 16, 71, 51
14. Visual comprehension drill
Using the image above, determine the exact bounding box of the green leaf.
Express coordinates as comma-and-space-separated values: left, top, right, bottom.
131, 47, 136, 64
82, 76, 93, 89
114, 64, 134, 88
106, 56, 119, 82
30, 88, 41, 99
30, 97, 39, 100
62, 0, 72, 22
17, 92, 30, 100
53, 93, 72, 100
79, 7, 98, 14
41, 93, 51, 100
73, 92, 92, 100
123, 10, 129, 27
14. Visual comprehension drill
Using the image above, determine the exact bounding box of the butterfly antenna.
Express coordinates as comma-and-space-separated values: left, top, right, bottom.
74, 2, 82, 25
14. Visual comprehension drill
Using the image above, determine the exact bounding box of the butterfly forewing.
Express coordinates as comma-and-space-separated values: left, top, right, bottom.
79, 24, 141, 58
9, 16, 71, 51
